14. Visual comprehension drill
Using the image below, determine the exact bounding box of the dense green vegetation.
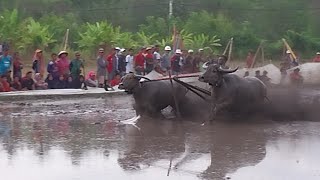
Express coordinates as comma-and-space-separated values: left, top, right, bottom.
0, 0, 319, 59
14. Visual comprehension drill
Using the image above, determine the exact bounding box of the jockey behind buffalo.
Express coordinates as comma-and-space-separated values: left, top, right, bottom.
199, 63, 267, 120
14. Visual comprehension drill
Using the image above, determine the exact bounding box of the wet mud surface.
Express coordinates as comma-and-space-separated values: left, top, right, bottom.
0, 95, 320, 180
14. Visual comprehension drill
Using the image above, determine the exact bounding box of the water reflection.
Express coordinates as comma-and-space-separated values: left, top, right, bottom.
1, 112, 320, 179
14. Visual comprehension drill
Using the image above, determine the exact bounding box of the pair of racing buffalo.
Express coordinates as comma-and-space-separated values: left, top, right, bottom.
119, 62, 268, 121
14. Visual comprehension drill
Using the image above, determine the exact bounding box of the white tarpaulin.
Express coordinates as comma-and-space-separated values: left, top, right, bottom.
234, 64, 281, 84
287, 63, 320, 85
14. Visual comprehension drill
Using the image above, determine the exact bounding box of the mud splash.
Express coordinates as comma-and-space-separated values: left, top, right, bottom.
0, 96, 320, 179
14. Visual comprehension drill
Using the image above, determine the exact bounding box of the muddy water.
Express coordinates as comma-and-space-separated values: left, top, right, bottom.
0, 97, 320, 180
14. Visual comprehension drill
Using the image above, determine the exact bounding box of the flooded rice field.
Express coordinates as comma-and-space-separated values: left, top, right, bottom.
0, 96, 320, 180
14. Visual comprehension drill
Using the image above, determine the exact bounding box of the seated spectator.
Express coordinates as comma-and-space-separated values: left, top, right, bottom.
21, 71, 35, 90
34, 73, 48, 90
55, 75, 66, 89
243, 71, 249, 77
110, 73, 121, 87
85, 71, 98, 87
0, 75, 11, 92
66, 76, 74, 89
45, 74, 55, 89
260, 70, 271, 85
74, 75, 87, 89
6, 70, 12, 84
11, 76, 22, 91
290, 68, 303, 87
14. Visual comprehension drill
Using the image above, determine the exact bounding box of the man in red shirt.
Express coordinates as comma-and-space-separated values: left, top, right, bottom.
106, 48, 117, 85
290, 68, 303, 87
312, 52, 320, 62
145, 47, 154, 74
134, 47, 146, 75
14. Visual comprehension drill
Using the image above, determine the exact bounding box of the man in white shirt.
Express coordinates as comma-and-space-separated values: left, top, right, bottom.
125, 48, 135, 74
153, 45, 161, 65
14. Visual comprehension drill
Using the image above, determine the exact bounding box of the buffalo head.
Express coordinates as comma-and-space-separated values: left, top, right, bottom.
199, 64, 238, 86
118, 73, 150, 93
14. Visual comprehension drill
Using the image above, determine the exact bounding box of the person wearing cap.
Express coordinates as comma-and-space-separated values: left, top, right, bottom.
260, 70, 271, 86
182, 49, 195, 73
0, 48, 12, 78
312, 52, 320, 62
70, 51, 84, 81
125, 48, 135, 74
56, 50, 70, 77
160, 46, 171, 73
145, 47, 154, 74
171, 49, 183, 75
32, 49, 45, 75
97, 48, 107, 88
134, 47, 146, 75
290, 68, 303, 87
193, 48, 205, 72
283, 50, 294, 68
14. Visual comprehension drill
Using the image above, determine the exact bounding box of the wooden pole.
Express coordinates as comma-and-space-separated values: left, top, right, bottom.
250, 42, 263, 68
282, 38, 297, 60
261, 44, 265, 65
227, 37, 233, 63
64, 29, 70, 51
223, 39, 231, 55
168, 70, 181, 118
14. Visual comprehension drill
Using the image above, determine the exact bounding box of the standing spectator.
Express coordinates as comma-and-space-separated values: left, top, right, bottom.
290, 68, 303, 87
145, 47, 154, 74
255, 70, 262, 80
12, 52, 23, 79
161, 46, 171, 73
134, 47, 146, 75
280, 62, 289, 85
56, 51, 70, 77
246, 50, 254, 68
107, 48, 118, 84
183, 49, 194, 73
11, 76, 22, 91
47, 53, 59, 80
21, 71, 35, 90
171, 49, 183, 75
153, 45, 161, 66
312, 52, 320, 62
32, 49, 45, 75
117, 48, 127, 76
70, 51, 84, 81
34, 73, 48, 90
194, 48, 204, 72
0, 48, 12, 76
125, 48, 135, 74
97, 48, 107, 88
45, 74, 55, 89
85, 71, 98, 87
0, 75, 11, 92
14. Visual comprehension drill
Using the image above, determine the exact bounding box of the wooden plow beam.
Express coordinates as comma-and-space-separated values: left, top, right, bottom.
250, 41, 265, 68
282, 38, 297, 60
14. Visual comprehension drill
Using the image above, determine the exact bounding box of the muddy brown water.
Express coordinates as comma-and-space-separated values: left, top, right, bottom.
0, 96, 320, 180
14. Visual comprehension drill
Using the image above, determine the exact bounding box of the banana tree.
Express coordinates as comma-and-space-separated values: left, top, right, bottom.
185, 34, 221, 52
0, 9, 21, 48
17, 18, 56, 52
135, 31, 158, 47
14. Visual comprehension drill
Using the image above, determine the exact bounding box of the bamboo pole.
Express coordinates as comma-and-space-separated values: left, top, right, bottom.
261, 44, 265, 65
63, 29, 70, 51
227, 37, 233, 63
250, 42, 262, 68
282, 38, 297, 60
223, 39, 231, 55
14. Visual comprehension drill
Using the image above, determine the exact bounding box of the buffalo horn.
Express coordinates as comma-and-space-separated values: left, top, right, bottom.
218, 66, 238, 74
202, 62, 209, 69
135, 75, 151, 81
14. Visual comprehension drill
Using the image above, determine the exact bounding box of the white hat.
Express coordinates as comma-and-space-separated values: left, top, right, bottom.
58, 50, 68, 57
188, 49, 194, 53
164, 46, 171, 51
115, 47, 121, 51
316, 52, 320, 55
175, 49, 182, 54
198, 48, 204, 52
286, 50, 291, 54
146, 47, 152, 51
120, 48, 126, 52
